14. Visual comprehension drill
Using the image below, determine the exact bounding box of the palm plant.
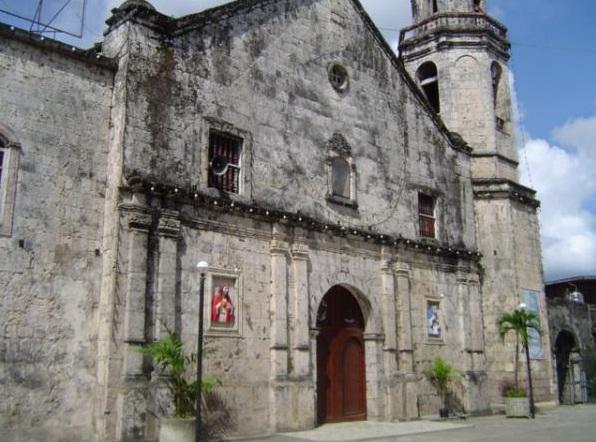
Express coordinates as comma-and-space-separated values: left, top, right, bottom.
497, 308, 541, 418
137, 331, 219, 418
423, 357, 461, 417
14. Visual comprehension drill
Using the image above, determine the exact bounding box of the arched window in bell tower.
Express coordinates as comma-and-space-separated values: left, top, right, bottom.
473, 0, 484, 13
417, 62, 440, 114
431, 0, 439, 14
491, 62, 502, 109
491, 61, 508, 131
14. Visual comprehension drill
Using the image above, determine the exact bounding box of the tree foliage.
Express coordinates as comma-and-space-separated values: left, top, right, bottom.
497, 309, 541, 349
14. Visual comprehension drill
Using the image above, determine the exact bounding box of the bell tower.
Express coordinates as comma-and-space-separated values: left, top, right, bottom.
402, 0, 515, 182
400, 0, 556, 410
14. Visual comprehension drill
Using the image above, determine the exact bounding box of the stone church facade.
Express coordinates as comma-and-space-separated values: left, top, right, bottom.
0, 0, 555, 440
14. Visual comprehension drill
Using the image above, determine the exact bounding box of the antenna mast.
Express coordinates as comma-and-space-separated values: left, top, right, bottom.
0, 0, 87, 39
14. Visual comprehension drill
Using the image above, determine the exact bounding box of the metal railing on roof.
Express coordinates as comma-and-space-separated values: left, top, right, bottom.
399, 13, 507, 44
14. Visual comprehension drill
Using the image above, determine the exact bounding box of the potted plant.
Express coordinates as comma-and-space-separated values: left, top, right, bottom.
497, 307, 541, 418
137, 331, 220, 442
423, 357, 461, 418
500, 381, 530, 417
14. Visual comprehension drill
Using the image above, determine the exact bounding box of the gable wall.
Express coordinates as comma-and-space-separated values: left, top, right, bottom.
121, 0, 476, 249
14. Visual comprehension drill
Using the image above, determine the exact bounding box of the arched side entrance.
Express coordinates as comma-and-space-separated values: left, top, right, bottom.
316, 286, 366, 424
555, 330, 581, 404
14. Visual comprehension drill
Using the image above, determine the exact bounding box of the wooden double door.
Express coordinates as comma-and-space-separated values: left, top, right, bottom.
316, 286, 366, 424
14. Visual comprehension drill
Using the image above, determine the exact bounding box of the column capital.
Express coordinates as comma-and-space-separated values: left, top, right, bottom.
270, 239, 289, 256
291, 243, 309, 261
394, 262, 411, 277
128, 212, 152, 232
456, 269, 480, 285
380, 260, 394, 274
364, 332, 385, 342
157, 210, 180, 238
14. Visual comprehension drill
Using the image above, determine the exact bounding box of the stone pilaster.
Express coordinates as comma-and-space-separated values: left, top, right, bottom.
122, 209, 152, 377
364, 333, 385, 421
395, 262, 414, 373
290, 241, 310, 378
395, 262, 418, 420
154, 210, 180, 339
380, 251, 399, 420
270, 238, 289, 380
457, 271, 489, 413
115, 191, 153, 441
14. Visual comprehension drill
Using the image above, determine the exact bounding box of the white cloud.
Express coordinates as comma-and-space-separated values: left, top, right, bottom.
519, 115, 596, 280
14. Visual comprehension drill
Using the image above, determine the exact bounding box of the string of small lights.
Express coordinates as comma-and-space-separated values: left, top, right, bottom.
131, 177, 483, 262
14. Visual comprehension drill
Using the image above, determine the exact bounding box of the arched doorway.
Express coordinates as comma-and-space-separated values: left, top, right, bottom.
555, 330, 580, 404
316, 286, 366, 424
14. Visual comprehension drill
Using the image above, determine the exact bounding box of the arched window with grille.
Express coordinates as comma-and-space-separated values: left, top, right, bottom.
417, 62, 440, 114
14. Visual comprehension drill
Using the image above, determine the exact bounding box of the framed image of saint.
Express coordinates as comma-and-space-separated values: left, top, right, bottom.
427, 301, 441, 338
211, 284, 235, 327
205, 268, 242, 336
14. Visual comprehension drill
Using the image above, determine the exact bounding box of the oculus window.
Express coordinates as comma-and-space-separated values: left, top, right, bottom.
328, 64, 349, 92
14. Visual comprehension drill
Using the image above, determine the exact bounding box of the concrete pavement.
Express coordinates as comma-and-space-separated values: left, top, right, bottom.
234, 405, 596, 442
1, 405, 594, 441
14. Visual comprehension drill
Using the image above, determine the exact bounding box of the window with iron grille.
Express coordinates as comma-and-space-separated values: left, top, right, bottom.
418, 193, 436, 238
208, 131, 242, 194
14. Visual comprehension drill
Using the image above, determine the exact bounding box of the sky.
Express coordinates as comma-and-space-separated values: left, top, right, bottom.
1, 0, 595, 282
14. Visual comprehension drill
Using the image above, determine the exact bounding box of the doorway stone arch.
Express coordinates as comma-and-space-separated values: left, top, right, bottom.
554, 329, 583, 404
316, 285, 367, 424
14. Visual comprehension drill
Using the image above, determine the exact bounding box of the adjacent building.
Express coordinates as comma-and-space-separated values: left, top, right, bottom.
545, 276, 596, 404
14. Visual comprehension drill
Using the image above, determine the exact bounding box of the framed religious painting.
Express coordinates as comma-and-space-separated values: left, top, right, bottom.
426, 300, 442, 341
206, 267, 242, 336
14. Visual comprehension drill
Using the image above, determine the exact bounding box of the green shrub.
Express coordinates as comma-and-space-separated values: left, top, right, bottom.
504, 387, 527, 398
423, 357, 462, 409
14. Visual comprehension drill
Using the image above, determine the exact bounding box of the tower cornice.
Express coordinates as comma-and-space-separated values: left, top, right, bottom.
399, 12, 510, 57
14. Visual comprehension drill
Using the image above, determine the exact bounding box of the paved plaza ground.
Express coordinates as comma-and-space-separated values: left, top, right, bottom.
2, 404, 595, 441
237, 405, 596, 442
